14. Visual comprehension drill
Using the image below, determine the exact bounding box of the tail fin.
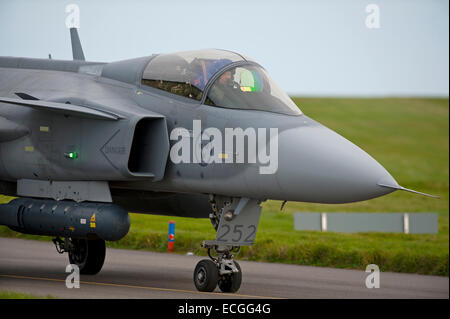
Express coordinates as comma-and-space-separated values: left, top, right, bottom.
70, 28, 85, 61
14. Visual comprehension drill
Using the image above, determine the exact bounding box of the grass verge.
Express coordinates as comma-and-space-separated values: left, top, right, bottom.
0, 290, 55, 299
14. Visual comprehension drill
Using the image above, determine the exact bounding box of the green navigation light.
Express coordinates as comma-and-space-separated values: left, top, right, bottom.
65, 151, 78, 159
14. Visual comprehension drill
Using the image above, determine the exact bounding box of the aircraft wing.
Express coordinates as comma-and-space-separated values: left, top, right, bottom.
0, 96, 121, 120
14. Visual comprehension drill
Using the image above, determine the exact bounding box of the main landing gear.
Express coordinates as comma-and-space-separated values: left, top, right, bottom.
53, 237, 106, 275
193, 195, 263, 293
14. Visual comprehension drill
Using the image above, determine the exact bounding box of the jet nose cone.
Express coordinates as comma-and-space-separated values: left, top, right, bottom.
276, 122, 398, 203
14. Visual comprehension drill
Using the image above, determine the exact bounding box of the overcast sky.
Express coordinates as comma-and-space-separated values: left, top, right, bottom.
0, 0, 448, 97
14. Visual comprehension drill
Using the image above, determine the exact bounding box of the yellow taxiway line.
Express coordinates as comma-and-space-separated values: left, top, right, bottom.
0, 274, 285, 299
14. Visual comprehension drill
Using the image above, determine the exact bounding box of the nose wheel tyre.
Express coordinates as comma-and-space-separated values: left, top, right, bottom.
194, 259, 219, 292
68, 238, 106, 275
218, 261, 242, 293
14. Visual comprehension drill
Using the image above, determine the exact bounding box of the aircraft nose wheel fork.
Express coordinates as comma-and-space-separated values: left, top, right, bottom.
218, 260, 242, 293
193, 245, 242, 293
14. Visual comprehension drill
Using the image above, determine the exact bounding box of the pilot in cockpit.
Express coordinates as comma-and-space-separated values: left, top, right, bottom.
205, 67, 240, 107
190, 59, 232, 90
217, 70, 233, 86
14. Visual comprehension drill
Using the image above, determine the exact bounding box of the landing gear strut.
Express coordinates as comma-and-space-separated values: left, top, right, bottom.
193, 195, 262, 293
53, 237, 106, 275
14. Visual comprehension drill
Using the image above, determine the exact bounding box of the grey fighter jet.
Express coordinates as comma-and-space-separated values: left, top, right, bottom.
0, 29, 437, 293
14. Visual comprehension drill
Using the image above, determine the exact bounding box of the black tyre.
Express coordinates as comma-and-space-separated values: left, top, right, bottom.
218, 261, 242, 293
68, 238, 106, 275
194, 259, 219, 292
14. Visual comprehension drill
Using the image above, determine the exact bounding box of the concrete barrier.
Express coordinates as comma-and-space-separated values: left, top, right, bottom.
294, 212, 438, 234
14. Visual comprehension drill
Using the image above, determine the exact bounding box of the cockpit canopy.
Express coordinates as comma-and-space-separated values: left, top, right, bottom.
141, 49, 301, 116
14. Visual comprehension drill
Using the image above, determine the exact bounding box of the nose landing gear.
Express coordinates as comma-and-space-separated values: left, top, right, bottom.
194, 244, 242, 293
193, 195, 262, 293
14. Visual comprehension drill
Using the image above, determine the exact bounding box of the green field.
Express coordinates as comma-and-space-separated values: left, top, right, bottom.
0, 290, 55, 299
0, 97, 448, 276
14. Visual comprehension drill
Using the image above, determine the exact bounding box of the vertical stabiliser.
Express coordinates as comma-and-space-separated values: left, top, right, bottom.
70, 27, 85, 61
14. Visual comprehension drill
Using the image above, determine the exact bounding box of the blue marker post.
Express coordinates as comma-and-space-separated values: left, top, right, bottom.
168, 221, 175, 252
